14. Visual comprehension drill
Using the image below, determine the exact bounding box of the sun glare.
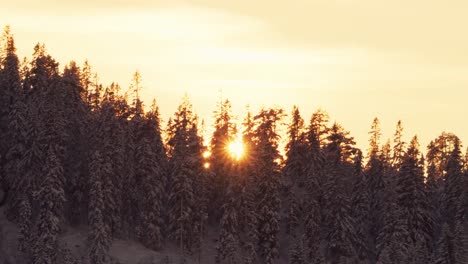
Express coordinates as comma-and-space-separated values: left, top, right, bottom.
227, 137, 244, 160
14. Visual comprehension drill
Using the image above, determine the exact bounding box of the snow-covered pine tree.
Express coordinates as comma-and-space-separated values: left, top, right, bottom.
376, 122, 408, 264
167, 96, 202, 255
90, 102, 119, 238
135, 100, 166, 250
303, 110, 327, 263
322, 123, 357, 263
396, 136, 432, 262
453, 219, 467, 264
186, 121, 206, 258
3, 93, 29, 221
288, 236, 305, 264
33, 145, 66, 264
443, 137, 464, 228
236, 117, 258, 264
61, 62, 89, 226
0, 26, 21, 171
18, 195, 32, 253
365, 117, 386, 263
252, 108, 284, 264
209, 99, 237, 222
238, 182, 258, 264
216, 183, 240, 264
434, 224, 455, 264
427, 140, 443, 253
283, 105, 306, 189
350, 149, 370, 261
283, 106, 306, 262
88, 150, 111, 264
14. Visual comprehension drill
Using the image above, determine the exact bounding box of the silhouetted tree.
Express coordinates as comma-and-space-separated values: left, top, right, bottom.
252, 108, 284, 264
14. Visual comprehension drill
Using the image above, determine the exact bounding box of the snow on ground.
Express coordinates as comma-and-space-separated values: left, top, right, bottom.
0, 211, 224, 264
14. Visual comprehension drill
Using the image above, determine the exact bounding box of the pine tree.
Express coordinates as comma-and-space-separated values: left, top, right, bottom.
303, 110, 327, 263
392, 120, 406, 168
0, 26, 25, 222
308, 109, 329, 148
322, 122, 356, 263
365, 117, 386, 263
209, 99, 237, 222
253, 108, 284, 264
350, 150, 370, 262
61, 61, 89, 226
283, 105, 306, 188
90, 102, 120, 237
0, 25, 21, 163
216, 184, 240, 264
434, 224, 455, 264
236, 122, 258, 264
443, 137, 464, 228
167, 97, 203, 255
33, 145, 66, 264
427, 141, 443, 253
88, 150, 111, 264
396, 136, 432, 262
135, 101, 166, 250
453, 220, 467, 264
288, 236, 305, 264
18, 195, 32, 253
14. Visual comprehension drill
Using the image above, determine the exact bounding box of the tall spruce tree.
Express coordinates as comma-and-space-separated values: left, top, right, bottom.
88, 150, 111, 264
365, 117, 387, 263
253, 108, 284, 264
209, 99, 237, 222
396, 136, 432, 262
167, 96, 203, 256
33, 145, 66, 264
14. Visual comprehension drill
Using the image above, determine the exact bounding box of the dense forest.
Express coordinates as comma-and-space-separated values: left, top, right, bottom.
0, 26, 466, 264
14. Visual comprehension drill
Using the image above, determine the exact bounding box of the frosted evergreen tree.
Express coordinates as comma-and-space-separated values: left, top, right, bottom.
283, 106, 306, 261
253, 108, 284, 264
168, 148, 195, 255
167, 97, 203, 255
209, 99, 237, 222
88, 150, 111, 264
443, 137, 464, 228
288, 236, 305, 264
135, 100, 166, 250
350, 149, 370, 261
396, 136, 432, 262
302, 110, 327, 263
61, 62, 89, 225
33, 145, 66, 264
0, 25, 21, 163
427, 140, 443, 252
91, 102, 120, 237
452, 220, 467, 264
216, 184, 240, 264
365, 117, 386, 263
18, 195, 32, 253
283, 105, 306, 188
322, 123, 357, 263
434, 224, 455, 264
3, 94, 30, 221
236, 117, 258, 264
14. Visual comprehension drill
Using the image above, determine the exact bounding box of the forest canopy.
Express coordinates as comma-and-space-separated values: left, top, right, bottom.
0, 26, 466, 264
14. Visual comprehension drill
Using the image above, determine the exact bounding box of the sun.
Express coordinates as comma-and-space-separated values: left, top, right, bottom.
227, 138, 244, 160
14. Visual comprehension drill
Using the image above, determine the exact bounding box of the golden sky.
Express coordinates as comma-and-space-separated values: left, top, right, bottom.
2, 0, 468, 151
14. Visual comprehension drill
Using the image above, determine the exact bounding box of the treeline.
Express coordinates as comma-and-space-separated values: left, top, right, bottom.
0, 27, 466, 264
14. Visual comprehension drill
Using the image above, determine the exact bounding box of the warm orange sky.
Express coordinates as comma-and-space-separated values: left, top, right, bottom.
2, 0, 468, 152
